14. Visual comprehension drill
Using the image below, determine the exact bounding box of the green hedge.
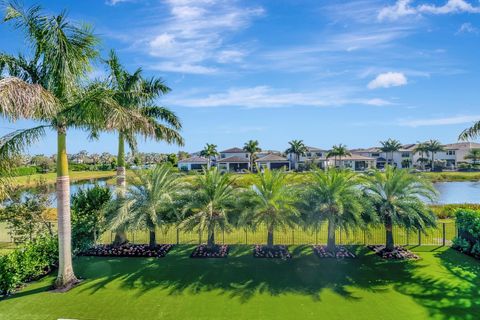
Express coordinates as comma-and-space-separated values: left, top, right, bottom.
452, 209, 480, 258
0, 236, 58, 296
9, 166, 39, 177
430, 204, 480, 219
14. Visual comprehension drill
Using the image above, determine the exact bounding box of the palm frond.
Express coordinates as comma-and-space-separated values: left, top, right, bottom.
459, 121, 480, 141
0, 125, 49, 159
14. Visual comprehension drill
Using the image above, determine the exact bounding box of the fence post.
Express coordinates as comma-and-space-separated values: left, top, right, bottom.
245, 230, 247, 245
292, 230, 295, 245
442, 223, 446, 246
315, 225, 318, 245
222, 229, 225, 244
418, 230, 421, 246
176, 228, 179, 245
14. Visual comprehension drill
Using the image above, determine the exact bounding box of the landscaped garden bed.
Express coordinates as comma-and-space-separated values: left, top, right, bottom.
368, 245, 419, 260
82, 244, 174, 258
190, 244, 229, 258
253, 245, 291, 259
312, 245, 356, 258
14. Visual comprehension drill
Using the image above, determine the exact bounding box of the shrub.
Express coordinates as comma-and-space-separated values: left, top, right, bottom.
430, 204, 480, 219
452, 237, 471, 253
9, 166, 38, 177
0, 236, 58, 296
453, 209, 480, 258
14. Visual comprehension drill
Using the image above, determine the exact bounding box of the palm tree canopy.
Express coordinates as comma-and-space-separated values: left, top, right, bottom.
285, 139, 307, 156
326, 144, 351, 159
200, 143, 218, 158
425, 139, 444, 153
459, 121, 480, 141
243, 140, 261, 154
379, 138, 402, 153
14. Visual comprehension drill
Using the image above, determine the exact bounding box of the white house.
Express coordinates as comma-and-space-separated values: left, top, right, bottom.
255, 154, 290, 171
178, 156, 208, 171
287, 146, 327, 169
219, 147, 250, 160
326, 154, 376, 171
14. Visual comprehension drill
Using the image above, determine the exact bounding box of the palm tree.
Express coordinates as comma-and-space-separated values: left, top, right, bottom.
413, 142, 429, 171
199, 143, 218, 168
105, 50, 183, 245
425, 139, 444, 171
459, 121, 480, 141
181, 168, 235, 248
0, 3, 145, 289
380, 139, 402, 167
465, 148, 480, 166
108, 164, 183, 248
243, 140, 261, 172
241, 169, 298, 247
326, 144, 351, 168
362, 166, 437, 251
303, 169, 364, 252
285, 140, 307, 170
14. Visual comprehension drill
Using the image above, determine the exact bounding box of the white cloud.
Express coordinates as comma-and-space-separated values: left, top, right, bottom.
457, 22, 478, 34
367, 72, 408, 89
378, 0, 480, 21
105, 0, 133, 5
398, 115, 480, 127
148, 62, 217, 75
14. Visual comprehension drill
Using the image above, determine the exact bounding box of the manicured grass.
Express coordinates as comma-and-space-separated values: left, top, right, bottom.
11, 170, 116, 187
420, 171, 480, 182
1, 245, 478, 320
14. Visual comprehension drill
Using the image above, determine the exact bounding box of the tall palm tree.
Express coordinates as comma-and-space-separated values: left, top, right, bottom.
0, 3, 145, 289
105, 51, 183, 245
425, 139, 444, 171
285, 140, 307, 170
326, 144, 351, 168
181, 168, 235, 248
243, 139, 261, 172
362, 166, 437, 251
459, 121, 480, 141
199, 143, 218, 168
107, 164, 183, 248
465, 148, 480, 166
413, 142, 429, 171
380, 138, 402, 167
240, 169, 298, 247
303, 169, 364, 252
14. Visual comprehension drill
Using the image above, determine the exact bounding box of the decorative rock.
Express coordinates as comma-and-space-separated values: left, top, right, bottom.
81, 244, 174, 258
313, 245, 356, 259
253, 245, 291, 260
368, 245, 419, 260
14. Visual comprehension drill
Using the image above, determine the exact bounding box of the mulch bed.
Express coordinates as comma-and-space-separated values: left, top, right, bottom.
368, 245, 419, 260
253, 245, 292, 259
81, 244, 174, 258
313, 245, 356, 259
190, 244, 229, 258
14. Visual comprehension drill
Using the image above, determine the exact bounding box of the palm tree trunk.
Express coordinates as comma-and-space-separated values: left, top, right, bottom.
327, 218, 336, 252
267, 225, 274, 247
149, 228, 156, 248
55, 127, 78, 289
385, 217, 394, 251
207, 227, 215, 248
114, 132, 128, 245
431, 153, 435, 171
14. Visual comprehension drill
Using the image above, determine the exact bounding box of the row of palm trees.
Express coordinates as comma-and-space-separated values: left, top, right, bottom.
111, 164, 438, 253
0, 3, 183, 289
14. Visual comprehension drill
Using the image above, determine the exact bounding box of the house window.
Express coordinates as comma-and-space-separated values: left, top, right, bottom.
306, 152, 311, 157
446, 150, 456, 156
402, 152, 410, 158
371, 153, 380, 157
221, 154, 226, 158
316, 152, 322, 157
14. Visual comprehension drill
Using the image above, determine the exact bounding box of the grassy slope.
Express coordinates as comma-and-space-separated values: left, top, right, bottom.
11, 170, 116, 187
1, 245, 478, 320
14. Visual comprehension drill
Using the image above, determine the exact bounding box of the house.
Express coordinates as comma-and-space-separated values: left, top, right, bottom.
217, 156, 250, 173
326, 154, 376, 171
352, 145, 415, 169
219, 147, 250, 160
412, 142, 480, 169
255, 154, 290, 171
178, 156, 208, 171
287, 146, 327, 169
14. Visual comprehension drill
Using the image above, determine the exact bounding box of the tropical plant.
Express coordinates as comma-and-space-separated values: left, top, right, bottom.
326, 144, 351, 168
303, 169, 364, 251
285, 140, 307, 170
240, 169, 299, 247
243, 140, 261, 172
413, 142, 429, 171
199, 143, 218, 168
104, 50, 183, 245
181, 167, 235, 248
362, 166, 437, 251
380, 138, 402, 167
465, 148, 480, 166
425, 140, 444, 171
459, 120, 480, 141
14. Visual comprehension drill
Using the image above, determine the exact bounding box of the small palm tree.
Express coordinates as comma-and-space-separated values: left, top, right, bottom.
243, 140, 261, 172
200, 143, 219, 169
425, 139, 444, 171
181, 168, 235, 248
303, 169, 364, 251
285, 140, 307, 170
327, 144, 351, 168
241, 169, 299, 247
362, 166, 437, 251
413, 142, 429, 171
108, 164, 183, 248
380, 139, 402, 167
465, 148, 480, 166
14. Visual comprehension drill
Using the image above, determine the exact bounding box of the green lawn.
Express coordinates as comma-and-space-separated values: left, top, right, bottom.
11, 170, 117, 187
1, 245, 479, 320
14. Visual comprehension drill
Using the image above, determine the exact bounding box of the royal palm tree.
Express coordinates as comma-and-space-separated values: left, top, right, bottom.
303, 169, 364, 252
107, 164, 183, 248
425, 139, 444, 171
182, 167, 235, 248
243, 139, 261, 172
326, 144, 351, 168
465, 148, 480, 166
459, 121, 480, 141
285, 140, 307, 170
105, 50, 183, 245
362, 166, 437, 251
199, 143, 218, 168
413, 142, 429, 171
241, 169, 298, 247
380, 138, 402, 167
0, 3, 145, 289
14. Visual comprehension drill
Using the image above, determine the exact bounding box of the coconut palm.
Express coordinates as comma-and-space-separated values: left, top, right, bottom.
243, 139, 261, 172
107, 164, 183, 248
181, 167, 235, 248
362, 166, 437, 251
465, 148, 480, 166
380, 138, 402, 167
303, 169, 364, 252
240, 169, 299, 247
285, 140, 307, 170
199, 143, 218, 168
425, 139, 444, 171
0, 3, 146, 289
105, 50, 183, 245
413, 142, 429, 171
326, 144, 351, 168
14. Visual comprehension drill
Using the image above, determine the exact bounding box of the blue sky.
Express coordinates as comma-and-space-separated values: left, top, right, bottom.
1, 0, 480, 155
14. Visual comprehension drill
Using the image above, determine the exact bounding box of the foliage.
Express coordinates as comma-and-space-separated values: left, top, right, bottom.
0, 235, 58, 296
430, 204, 480, 219
452, 237, 471, 253
452, 209, 480, 258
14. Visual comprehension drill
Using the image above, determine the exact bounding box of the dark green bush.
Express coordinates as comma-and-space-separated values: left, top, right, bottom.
9, 166, 39, 177
0, 236, 58, 296
452, 209, 480, 258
